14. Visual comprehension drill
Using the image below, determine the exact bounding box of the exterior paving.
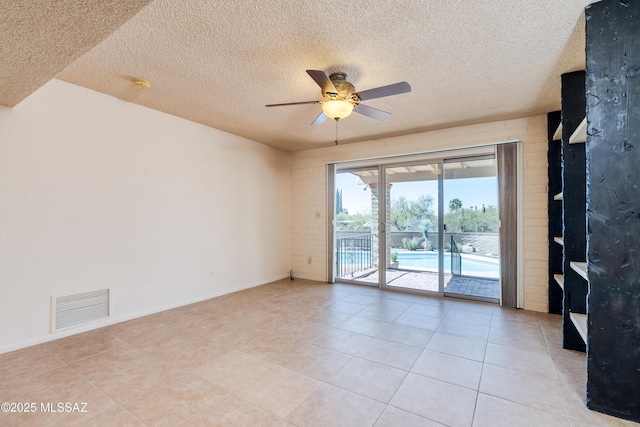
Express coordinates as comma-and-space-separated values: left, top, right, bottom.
354, 269, 500, 301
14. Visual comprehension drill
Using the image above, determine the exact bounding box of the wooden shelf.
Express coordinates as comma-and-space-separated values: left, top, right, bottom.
570, 312, 587, 343
554, 192, 563, 201
570, 261, 588, 281
569, 117, 587, 144
554, 274, 565, 290
554, 236, 564, 246
553, 122, 563, 141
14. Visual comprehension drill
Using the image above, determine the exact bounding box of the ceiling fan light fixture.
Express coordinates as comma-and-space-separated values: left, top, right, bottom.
321, 100, 354, 120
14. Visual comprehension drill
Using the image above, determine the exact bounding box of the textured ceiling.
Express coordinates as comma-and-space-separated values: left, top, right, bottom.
0, 0, 153, 107
6, 1, 592, 151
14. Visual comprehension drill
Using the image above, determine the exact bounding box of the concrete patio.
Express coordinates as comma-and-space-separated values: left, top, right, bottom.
355, 269, 500, 301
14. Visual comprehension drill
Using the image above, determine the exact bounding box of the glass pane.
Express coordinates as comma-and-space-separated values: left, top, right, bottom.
334, 169, 379, 285
443, 157, 500, 301
385, 163, 441, 292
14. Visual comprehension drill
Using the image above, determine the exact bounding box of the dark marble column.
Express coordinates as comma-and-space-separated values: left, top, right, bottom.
586, 0, 640, 422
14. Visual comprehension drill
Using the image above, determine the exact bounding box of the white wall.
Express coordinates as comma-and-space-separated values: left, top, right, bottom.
0, 80, 290, 352
290, 117, 549, 312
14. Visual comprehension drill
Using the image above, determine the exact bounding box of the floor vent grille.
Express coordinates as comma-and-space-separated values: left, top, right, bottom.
52, 289, 110, 331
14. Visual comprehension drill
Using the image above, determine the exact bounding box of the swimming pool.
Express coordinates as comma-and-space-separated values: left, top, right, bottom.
396, 251, 499, 278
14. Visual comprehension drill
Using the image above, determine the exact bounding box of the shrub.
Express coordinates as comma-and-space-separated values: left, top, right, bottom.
391, 251, 398, 262
402, 237, 423, 251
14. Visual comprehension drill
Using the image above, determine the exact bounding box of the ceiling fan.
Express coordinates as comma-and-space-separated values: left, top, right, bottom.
266, 70, 411, 126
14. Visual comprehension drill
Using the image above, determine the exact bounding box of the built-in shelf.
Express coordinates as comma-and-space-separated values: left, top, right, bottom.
553, 122, 563, 141
549, 72, 587, 354
570, 312, 587, 343
554, 273, 565, 290
570, 261, 588, 281
569, 117, 587, 144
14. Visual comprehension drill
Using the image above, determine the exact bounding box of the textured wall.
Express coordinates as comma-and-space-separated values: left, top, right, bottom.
290, 116, 549, 312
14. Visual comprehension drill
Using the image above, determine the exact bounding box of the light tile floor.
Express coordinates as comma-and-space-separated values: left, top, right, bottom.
1, 279, 638, 426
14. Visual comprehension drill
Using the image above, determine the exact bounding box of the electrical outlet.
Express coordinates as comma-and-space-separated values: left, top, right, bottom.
308, 257, 312, 264
315, 212, 321, 219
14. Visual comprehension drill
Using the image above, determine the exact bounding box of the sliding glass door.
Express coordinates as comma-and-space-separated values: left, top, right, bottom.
334, 168, 379, 286
332, 150, 501, 303
442, 156, 500, 302
383, 162, 443, 293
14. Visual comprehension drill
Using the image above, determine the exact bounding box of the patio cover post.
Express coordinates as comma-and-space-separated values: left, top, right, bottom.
369, 183, 392, 268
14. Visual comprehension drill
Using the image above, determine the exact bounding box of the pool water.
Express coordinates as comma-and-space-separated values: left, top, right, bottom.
336, 250, 499, 279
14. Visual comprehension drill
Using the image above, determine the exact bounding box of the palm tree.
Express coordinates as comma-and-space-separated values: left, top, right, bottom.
449, 198, 462, 212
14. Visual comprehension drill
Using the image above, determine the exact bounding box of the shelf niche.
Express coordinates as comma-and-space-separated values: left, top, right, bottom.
547, 110, 563, 315
560, 69, 587, 353
570, 312, 587, 343
569, 118, 587, 144
570, 261, 587, 281
553, 122, 563, 141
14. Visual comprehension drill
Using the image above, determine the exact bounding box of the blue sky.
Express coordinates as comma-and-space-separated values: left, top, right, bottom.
336, 172, 498, 215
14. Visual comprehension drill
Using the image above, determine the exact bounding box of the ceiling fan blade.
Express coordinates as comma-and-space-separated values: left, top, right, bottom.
355, 81, 411, 101
354, 104, 391, 121
311, 112, 329, 126
306, 70, 337, 94
265, 100, 319, 107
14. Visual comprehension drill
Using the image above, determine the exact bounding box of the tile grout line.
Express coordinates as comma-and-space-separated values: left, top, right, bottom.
539, 316, 574, 426
470, 309, 493, 426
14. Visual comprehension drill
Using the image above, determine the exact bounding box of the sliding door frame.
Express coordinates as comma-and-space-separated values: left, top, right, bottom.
441, 153, 499, 303
327, 164, 335, 283
329, 165, 383, 287
328, 142, 521, 306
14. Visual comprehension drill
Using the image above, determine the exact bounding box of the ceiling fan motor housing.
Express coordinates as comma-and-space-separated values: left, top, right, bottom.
325, 72, 359, 103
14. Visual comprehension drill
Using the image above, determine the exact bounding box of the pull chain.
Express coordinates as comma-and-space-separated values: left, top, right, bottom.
334, 118, 340, 145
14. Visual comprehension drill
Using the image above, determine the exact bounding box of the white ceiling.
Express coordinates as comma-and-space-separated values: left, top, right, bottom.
3, 0, 592, 152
